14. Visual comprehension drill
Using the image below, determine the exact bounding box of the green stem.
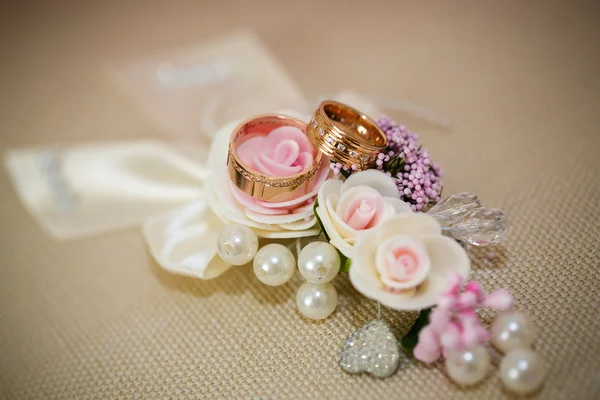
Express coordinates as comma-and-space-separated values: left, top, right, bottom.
400, 308, 432, 355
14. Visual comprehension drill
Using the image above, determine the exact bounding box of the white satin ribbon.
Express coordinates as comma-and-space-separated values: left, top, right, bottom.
3, 139, 234, 279
143, 198, 229, 279
4, 141, 209, 239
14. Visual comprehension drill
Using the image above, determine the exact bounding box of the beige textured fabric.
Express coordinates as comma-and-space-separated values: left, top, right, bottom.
1, 1, 599, 399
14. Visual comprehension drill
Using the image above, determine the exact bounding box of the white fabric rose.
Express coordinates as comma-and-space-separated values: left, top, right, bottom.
314, 170, 412, 257
349, 213, 470, 310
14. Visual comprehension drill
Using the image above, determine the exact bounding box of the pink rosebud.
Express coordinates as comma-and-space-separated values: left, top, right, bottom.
429, 308, 451, 333
460, 319, 482, 348
440, 322, 461, 350
477, 325, 490, 343
483, 289, 514, 310
445, 272, 463, 295
437, 294, 457, 311
414, 344, 441, 364
458, 291, 478, 309
464, 281, 486, 303
417, 326, 439, 350
414, 326, 442, 363
457, 309, 478, 320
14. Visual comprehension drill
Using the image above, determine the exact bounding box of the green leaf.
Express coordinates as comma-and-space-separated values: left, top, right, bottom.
312, 198, 330, 241
400, 308, 432, 356
339, 169, 350, 179
339, 253, 351, 273
383, 154, 406, 176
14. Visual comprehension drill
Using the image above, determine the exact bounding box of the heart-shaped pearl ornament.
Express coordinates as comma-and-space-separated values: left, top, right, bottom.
340, 320, 401, 378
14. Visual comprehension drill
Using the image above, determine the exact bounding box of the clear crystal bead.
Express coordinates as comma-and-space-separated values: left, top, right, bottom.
349, 150, 358, 157
313, 120, 318, 128
450, 207, 509, 246
340, 320, 400, 378
337, 143, 346, 151
325, 136, 334, 144
428, 192, 482, 228
318, 128, 325, 136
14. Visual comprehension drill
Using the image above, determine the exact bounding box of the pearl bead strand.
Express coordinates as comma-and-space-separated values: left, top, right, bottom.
296, 242, 340, 320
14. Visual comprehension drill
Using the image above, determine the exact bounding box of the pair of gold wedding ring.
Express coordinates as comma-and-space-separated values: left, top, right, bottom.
227, 100, 387, 203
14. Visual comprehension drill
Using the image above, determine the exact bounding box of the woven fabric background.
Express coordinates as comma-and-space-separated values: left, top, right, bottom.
1, 1, 599, 399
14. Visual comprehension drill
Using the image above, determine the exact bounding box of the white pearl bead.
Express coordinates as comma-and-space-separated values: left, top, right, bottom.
253, 244, 295, 286
296, 282, 338, 320
297, 242, 341, 284
491, 310, 537, 353
500, 348, 547, 395
216, 224, 258, 266
445, 345, 490, 386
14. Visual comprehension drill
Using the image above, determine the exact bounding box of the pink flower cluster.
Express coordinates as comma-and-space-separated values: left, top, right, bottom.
377, 116, 444, 211
330, 116, 444, 210
413, 273, 514, 363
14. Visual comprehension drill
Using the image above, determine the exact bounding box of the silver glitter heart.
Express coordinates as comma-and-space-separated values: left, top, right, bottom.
340, 320, 400, 378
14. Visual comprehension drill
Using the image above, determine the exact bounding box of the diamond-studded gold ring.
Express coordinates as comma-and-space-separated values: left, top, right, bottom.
227, 114, 325, 203
307, 100, 387, 169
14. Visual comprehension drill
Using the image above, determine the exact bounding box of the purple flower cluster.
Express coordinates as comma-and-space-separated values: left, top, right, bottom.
330, 116, 443, 211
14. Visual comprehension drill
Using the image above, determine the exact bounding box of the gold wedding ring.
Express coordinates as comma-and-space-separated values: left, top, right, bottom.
307, 100, 387, 169
227, 114, 324, 203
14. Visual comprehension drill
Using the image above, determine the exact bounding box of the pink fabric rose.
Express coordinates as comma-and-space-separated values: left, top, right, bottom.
376, 236, 431, 290
340, 189, 389, 230
206, 117, 330, 239
236, 126, 315, 177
